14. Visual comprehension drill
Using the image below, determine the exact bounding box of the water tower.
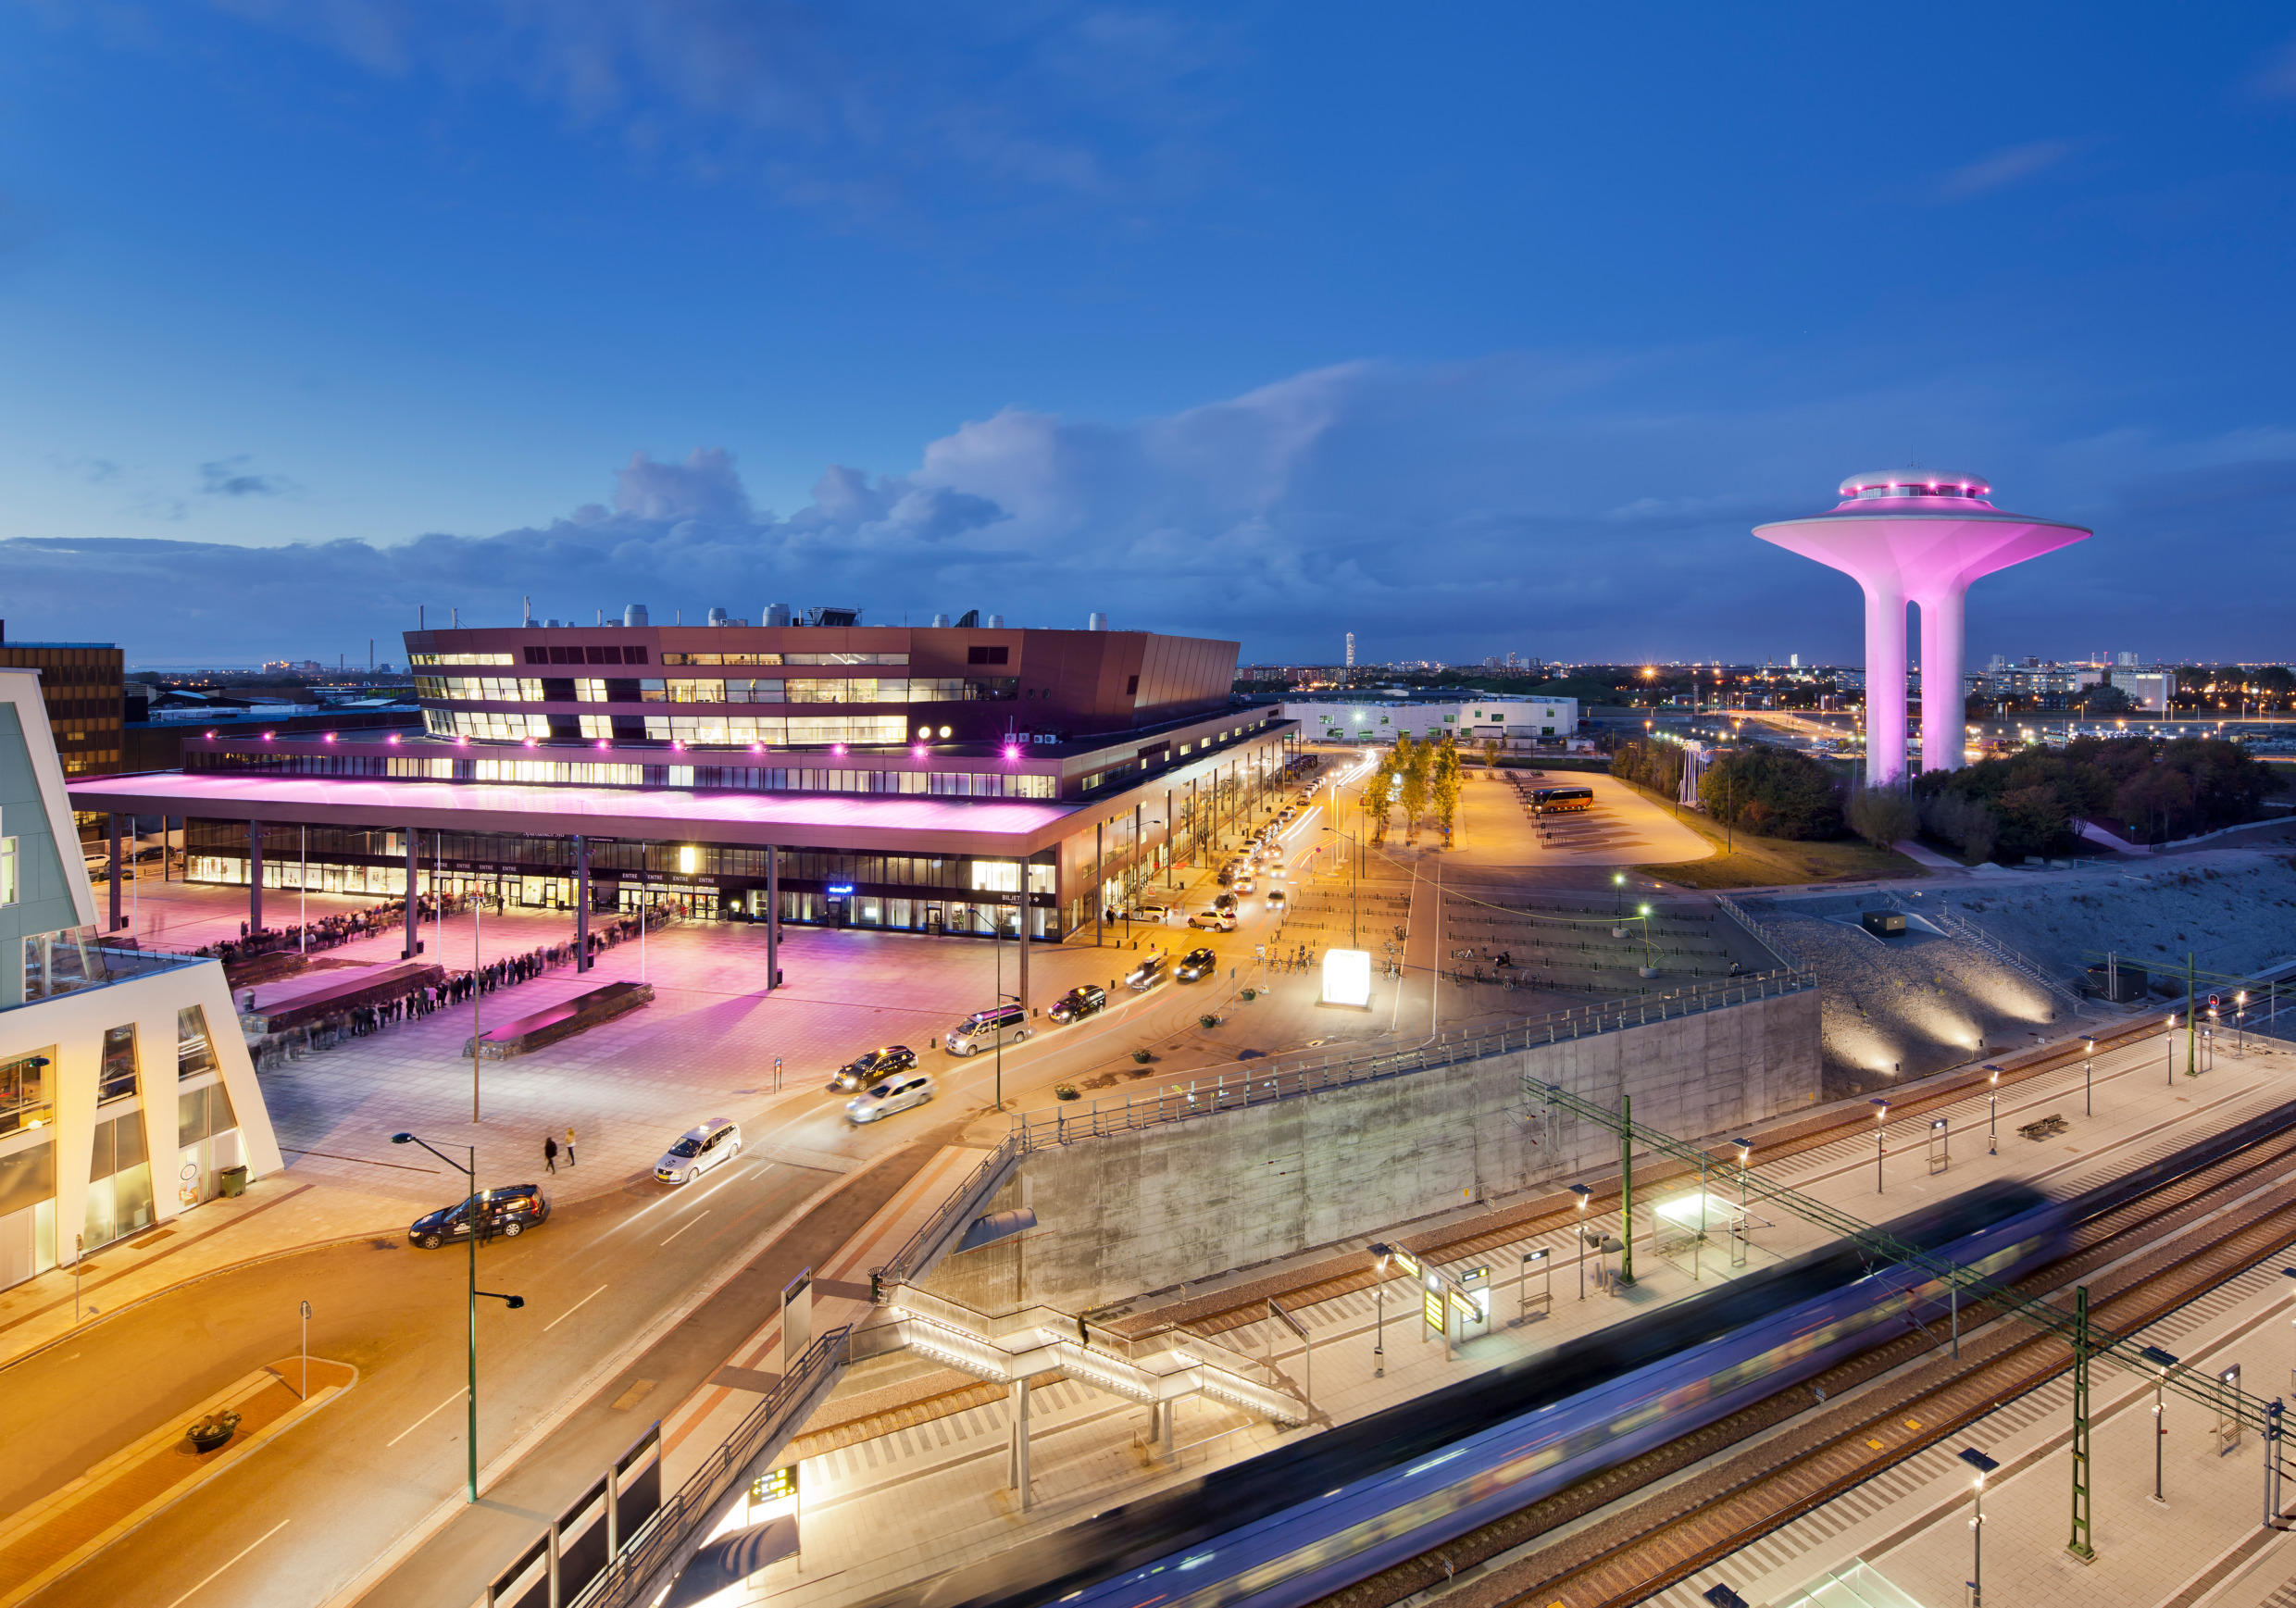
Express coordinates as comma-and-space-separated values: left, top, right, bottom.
1754, 473, 2090, 782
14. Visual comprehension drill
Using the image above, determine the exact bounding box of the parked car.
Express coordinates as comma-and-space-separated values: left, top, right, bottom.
829, 1044, 917, 1092
1050, 983, 1108, 1023
1129, 902, 1173, 922
1126, 953, 1168, 991
846, 1071, 937, 1124
408, 1184, 550, 1249
655, 1118, 742, 1185
946, 1003, 1031, 1056
1177, 945, 1219, 981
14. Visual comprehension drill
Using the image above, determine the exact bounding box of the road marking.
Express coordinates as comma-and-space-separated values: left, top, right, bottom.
387, 1387, 468, 1447
165, 1518, 291, 1607
544, 1282, 609, 1332
661, 1210, 711, 1245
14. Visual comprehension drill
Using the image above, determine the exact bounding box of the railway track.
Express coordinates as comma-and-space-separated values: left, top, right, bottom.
1115, 1017, 2195, 1342
1309, 1106, 2296, 1608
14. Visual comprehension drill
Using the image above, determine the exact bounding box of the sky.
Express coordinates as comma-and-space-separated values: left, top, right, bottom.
3, 3, 2295, 668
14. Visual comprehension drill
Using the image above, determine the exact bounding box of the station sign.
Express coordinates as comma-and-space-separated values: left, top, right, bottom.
752, 1465, 797, 1503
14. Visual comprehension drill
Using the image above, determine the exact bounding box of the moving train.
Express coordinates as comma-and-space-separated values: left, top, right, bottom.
870, 1182, 2069, 1608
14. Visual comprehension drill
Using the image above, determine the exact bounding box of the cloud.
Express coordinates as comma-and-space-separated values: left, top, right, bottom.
197, 455, 293, 497
1934, 139, 2083, 201
194, 1, 1228, 224
9, 352, 2296, 666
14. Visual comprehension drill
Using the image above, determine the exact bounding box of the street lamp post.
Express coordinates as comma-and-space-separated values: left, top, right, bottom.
1987, 1067, 1999, 1155
1571, 1184, 1591, 1299
1871, 1098, 1890, 1193
2142, 1344, 2179, 1505
391, 1132, 527, 1502
1958, 1448, 1999, 1606
1731, 1138, 1752, 1266
1369, 1243, 1391, 1376
2084, 1038, 2094, 1116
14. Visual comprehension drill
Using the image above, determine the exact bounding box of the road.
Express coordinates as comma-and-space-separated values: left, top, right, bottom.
3, 758, 1445, 1608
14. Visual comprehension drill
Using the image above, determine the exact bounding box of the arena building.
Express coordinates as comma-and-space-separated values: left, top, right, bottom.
65, 617, 1300, 991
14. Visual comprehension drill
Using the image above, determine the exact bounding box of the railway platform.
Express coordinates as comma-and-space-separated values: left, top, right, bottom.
684, 1025, 2296, 1607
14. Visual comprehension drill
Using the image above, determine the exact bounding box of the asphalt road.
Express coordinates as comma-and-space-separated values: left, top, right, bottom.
1, 773, 1424, 1607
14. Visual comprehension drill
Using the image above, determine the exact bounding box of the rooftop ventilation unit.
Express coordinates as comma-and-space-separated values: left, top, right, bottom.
806, 606, 862, 628
624, 605, 649, 628
764, 603, 792, 627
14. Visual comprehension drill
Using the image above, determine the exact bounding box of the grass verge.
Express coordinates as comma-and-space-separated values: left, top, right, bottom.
1615, 780, 1924, 889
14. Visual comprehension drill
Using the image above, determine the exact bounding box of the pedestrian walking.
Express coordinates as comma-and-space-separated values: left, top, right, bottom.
565, 1126, 578, 1167
543, 1134, 559, 1175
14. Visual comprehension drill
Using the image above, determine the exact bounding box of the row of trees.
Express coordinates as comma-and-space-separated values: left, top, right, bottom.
1616, 737, 1850, 840
1358, 732, 1466, 845
1842, 735, 2277, 859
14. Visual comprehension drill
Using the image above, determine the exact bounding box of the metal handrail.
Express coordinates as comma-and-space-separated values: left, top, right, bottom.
1890, 894, 2090, 1016
870, 1132, 1023, 1285
1008, 970, 1816, 1150
1713, 891, 1802, 970
567, 1327, 852, 1608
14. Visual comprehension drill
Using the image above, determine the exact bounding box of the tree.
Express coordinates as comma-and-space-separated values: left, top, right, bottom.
1480, 737, 1502, 771
1432, 740, 1464, 844
1363, 762, 1395, 844
1698, 748, 1846, 839
1846, 781, 1918, 848
1398, 747, 1429, 842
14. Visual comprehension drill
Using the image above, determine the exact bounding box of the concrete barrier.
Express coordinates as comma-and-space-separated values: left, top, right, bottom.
928, 988, 1818, 1315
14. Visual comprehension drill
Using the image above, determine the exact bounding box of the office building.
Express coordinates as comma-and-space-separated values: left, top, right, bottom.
0, 630, 124, 778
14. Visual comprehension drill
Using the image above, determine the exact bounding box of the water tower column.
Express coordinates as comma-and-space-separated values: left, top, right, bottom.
1917, 585, 1966, 773
1862, 577, 1909, 785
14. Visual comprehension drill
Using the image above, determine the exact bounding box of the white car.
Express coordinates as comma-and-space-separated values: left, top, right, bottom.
847, 1072, 937, 1124
654, 1117, 742, 1184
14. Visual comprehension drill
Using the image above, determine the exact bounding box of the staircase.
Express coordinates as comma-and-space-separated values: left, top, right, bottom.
860, 1284, 1309, 1427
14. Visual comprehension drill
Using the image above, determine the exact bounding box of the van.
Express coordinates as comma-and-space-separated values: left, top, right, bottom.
946, 1003, 1032, 1056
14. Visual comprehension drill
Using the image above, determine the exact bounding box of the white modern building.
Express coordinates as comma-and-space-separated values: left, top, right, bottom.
1283, 697, 1579, 747
0, 669, 281, 1289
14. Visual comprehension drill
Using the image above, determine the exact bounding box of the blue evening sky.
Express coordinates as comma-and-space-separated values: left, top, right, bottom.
3, 3, 2293, 667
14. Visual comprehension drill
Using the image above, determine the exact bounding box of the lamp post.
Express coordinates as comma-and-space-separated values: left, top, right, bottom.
1369, 1243, 1391, 1376
2239, 992, 2249, 1056
2083, 1038, 2094, 1116
1958, 1448, 2000, 1606
1987, 1066, 1999, 1155
1731, 1138, 1752, 1266
390, 1132, 527, 1502
2142, 1344, 2179, 1505
1870, 1098, 1890, 1193
1571, 1184, 1591, 1300
1321, 826, 1360, 948
1612, 870, 1625, 917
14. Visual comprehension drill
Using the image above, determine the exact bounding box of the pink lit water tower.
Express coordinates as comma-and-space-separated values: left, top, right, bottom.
1754, 473, 2090, 782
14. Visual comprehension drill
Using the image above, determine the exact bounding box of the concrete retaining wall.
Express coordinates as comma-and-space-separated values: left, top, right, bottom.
925, 988, 1819, 1315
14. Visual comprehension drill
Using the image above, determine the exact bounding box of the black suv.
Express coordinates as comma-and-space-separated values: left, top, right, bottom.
409, 1184, 551, 1249
1177, 946, 1218, 981
1050, 983, 1108, 1024
830, 1045, 917, 1092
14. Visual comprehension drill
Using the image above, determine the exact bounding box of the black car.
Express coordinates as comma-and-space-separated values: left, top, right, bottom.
1177, 946, 1218, 981
1214, 891, 1240, 913
830, 1044, 917, 1092
1217, 866, 1237, 887
408, 1184, 551, 1249
1049, 983, 1107, 1024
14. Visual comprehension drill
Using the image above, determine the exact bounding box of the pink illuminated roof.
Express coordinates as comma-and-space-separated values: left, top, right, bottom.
1838, 469, 1991, 499
65, 771, 1082, 854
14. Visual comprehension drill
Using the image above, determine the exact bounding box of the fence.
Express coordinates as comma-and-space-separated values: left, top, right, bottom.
1712, 891, 1803, 970
566, 1328, 852, 1608
1887, 894, 2090, 1016
1009, 968, 1815, 1150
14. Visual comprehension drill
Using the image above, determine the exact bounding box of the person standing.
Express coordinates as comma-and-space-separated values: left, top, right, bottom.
564, 1126, 578, 1167
543, 1134, 559, 1175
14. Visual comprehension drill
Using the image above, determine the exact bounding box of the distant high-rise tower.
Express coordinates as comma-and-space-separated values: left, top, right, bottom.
1756, 473, 2089, 781
1344, 632, 1355, 669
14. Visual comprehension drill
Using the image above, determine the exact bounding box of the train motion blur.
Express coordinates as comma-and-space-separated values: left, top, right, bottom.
872, 1182, 2069, 1608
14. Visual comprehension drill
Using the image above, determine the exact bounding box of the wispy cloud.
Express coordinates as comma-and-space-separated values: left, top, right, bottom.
1935, 139, 2084, 202
197, 455, 292, 497
195, 1, 1229, 225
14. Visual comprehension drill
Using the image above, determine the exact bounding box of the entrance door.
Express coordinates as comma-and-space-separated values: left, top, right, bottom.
825, 897, 848, 929
923, 904, 944, 934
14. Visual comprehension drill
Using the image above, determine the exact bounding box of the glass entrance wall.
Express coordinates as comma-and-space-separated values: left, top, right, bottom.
82, 1110, 154, 1252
